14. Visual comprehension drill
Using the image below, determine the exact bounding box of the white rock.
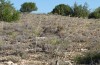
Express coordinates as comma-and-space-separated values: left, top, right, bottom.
81, 48, 88, 52
65, 61, 73, 65
6, 61, 13, 65
36, 37, 46, 40
5, 61, 17, 65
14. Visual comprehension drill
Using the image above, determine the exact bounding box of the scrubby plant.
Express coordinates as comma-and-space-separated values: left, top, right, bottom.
74, 51, 100, 64
6, 56, 21, 63
14, 49, 28, 59
0, 0, 20, 22
48, 38, 61, 45
20, 2, 37, 13
72, 2, 90, 18
51, 4, 73, 16
89, 7, 100, 19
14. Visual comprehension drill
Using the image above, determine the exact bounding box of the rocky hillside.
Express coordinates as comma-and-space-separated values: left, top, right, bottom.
0, 13, 100, 65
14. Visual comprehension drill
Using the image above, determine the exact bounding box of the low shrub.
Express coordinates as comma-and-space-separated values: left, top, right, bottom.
6, 56, 21, 63
74, 51, 100, 64
14, 49, 28, 59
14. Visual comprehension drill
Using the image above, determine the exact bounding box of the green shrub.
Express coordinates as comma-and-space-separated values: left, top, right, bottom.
72, 3, 90, 18
0, 0, 20, 22
20, 2, 37, 13
89, 7, 100, 19
74, 51, 100, 64
51, 4, 73, 16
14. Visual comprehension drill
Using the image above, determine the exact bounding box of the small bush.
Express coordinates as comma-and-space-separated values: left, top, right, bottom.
0, 56, 20, 63
74, 51, 100, 64
6, 56, 21, 63
51, 4, 73, 16
89, 7, 100, 19
0, 0, 20, 22
20, 2, 37, 13
14, 49, 28, 59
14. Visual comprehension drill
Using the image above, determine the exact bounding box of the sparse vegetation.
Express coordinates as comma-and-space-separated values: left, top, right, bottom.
0, 1, 100, 65
0, 13, 100, 65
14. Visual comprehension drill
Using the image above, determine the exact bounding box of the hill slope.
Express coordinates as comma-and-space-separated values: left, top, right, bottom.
0, 14, 100, 65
